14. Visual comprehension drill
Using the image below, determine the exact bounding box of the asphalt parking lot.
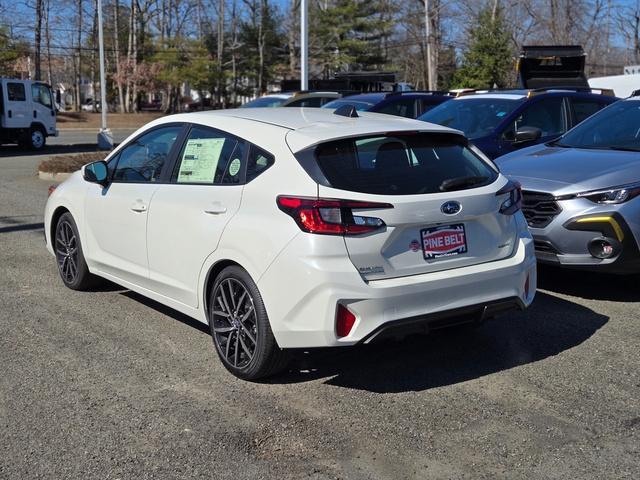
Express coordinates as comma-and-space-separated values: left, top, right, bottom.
0, 151, 638, 479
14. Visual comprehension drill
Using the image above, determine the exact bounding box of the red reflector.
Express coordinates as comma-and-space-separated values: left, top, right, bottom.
336, 304, 356, 338
48, 185, 57, 197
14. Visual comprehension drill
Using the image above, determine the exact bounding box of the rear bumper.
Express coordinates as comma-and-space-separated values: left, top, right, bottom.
258, 234, 536, 349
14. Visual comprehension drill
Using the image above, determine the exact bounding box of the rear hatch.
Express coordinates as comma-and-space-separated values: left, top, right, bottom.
306, 132, 519, 281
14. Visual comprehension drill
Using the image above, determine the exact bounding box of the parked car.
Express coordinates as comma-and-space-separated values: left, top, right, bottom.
240, 91, 344, 108
418, 88, 618, 159
0, 78, 58, 150
81, 98, 100, 112
45, 107, 536, 380
321, 91, 452, 119
496, 95, 640, 273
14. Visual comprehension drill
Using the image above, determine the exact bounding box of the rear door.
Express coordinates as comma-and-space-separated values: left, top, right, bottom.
2, 81, 30, 129
314, 134, 518, 281
146, 124, 247, 307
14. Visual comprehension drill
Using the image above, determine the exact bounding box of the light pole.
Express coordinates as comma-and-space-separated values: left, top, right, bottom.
300, 0, 308, 90
96, 0, 113, 149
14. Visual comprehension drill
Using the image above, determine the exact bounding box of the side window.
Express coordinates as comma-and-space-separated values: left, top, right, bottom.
376, 99, 417, 118
420, 99, 439, 116
571, 99, 605, 126
112, 125, 182, 183
7, 83, 26, 101
246, 145, 274, 182
173, 125, 245, 185
515, 97, 565, 137
31, 84, 52, 108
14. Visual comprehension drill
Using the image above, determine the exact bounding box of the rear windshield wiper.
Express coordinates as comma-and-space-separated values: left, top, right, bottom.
439, 175, 489, 192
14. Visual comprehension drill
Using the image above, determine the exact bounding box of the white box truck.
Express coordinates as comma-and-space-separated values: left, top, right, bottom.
0, 78, 58, 150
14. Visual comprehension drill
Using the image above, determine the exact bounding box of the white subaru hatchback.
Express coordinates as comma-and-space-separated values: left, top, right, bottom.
45, 107, 536, 380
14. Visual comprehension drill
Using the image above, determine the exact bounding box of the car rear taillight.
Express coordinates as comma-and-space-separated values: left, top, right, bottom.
496, 180, 522, 215
336, 304, 356, 338
48, 185, 57, 197
276, 196, 393, 235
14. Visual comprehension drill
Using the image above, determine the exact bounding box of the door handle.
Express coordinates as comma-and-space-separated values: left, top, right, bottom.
33, 110, 37, 118
204, 204, 227, 215
8, 110, 11, 118
130, 202, 147, 213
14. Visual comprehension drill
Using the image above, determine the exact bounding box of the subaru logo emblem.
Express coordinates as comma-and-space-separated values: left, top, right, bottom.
441, 201, 461, 215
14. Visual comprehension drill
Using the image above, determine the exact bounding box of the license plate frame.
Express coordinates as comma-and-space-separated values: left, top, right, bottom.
421, 223, 468, 260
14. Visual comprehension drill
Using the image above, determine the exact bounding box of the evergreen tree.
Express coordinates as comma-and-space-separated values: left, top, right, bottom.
451, 5, 513, 89
311, 0, 393, 77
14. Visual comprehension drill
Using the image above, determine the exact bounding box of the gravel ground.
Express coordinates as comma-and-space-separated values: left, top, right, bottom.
0, 152, 638, 480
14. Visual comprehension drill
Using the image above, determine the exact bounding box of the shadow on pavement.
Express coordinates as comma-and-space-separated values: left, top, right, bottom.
537, 264, 640, 302
272, 292, 607, 393
119, 286, 607, 393
0, 144, 102, 158
121, 290, 210, 334
0, 222, 44, 234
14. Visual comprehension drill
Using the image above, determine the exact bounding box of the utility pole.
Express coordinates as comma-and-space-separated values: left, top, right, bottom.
424, 0, 436, 90
96, 0, 113, 149
300, 0, 308, 90
35, 0, 43, 80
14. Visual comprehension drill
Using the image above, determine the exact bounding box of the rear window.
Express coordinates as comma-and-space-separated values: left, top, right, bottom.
314, 133, 497, 195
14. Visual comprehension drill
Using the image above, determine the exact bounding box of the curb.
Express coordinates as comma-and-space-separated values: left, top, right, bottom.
38, 171, 73, 181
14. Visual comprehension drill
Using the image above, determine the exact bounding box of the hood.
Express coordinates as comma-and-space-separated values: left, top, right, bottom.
496, 144, 640, 196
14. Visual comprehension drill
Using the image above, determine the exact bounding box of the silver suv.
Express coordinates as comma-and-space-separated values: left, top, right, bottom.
496, 96, 640, 273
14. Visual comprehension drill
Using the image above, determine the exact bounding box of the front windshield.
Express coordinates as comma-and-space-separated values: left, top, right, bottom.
419, 97, 523, 139
322, 99, 375, 111
554, 100, 640, 150
240, 96, 288, 108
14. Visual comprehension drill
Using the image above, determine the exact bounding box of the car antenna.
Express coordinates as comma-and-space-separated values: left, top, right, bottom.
333, 104, 359, 118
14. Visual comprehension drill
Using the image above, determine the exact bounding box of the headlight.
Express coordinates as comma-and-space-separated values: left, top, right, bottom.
574, 183, 640, 204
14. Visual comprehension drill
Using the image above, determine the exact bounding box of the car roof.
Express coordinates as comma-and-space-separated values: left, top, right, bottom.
453, 88, 617, 101
158, 108, 460, 153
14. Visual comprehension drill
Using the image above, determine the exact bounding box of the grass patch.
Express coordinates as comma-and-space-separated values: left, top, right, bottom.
38, 152, 108, 173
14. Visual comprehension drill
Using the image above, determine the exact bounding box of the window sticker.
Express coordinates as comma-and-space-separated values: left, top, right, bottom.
177, 138, 225, 183
496, 111, 507, 117
228, 157, 241, 176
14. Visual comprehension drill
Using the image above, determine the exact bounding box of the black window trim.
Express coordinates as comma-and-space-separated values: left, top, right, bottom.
108, 122, 189, 185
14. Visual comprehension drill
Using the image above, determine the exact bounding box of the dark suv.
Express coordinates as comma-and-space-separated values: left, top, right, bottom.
418, 88, 618, 159
322, 91, 453, 119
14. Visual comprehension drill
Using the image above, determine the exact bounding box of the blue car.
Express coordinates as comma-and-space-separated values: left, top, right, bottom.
418, 88, 618, 159
322, 91, 452, 119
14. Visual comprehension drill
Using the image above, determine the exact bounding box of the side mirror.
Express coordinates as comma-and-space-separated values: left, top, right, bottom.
83, 160, 109, 187
514, 126, 542, 144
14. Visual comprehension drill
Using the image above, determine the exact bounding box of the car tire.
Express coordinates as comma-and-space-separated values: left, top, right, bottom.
54, 212, 100, 290
208, 266, 288, 380
21, 127, 46, 150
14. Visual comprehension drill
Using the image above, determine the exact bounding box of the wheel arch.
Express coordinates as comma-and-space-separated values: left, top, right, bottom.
50, 205, 70, 245
30, 122, 47, 135
202, 259, 244, 320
